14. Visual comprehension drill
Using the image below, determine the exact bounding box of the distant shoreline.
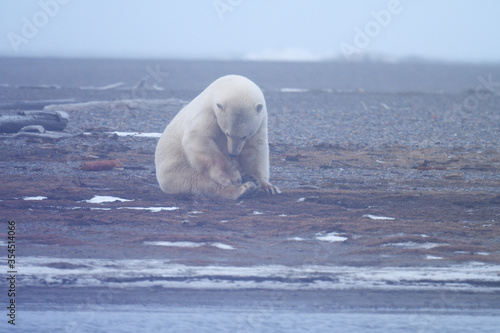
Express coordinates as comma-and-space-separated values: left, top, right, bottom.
1, 57, 499, 93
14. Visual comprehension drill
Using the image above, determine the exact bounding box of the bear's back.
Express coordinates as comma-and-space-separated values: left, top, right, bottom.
208, 75, 265, 105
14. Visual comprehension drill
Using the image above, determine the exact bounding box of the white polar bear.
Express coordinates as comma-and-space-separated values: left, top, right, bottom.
155, 75, 281, 199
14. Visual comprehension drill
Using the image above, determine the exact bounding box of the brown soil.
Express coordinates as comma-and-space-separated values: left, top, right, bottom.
3, 136, 499, 267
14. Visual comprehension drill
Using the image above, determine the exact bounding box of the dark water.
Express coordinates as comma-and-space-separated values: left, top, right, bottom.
15, 307, 500, 333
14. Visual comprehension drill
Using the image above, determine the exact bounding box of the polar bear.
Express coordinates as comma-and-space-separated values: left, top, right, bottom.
155, 75, 281, 199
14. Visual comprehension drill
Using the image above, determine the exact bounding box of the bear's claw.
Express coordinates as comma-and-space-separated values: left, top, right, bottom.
260, 183, 281, 195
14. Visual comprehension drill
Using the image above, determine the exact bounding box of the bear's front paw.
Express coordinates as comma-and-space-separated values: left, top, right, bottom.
260, 182, 281, 195
229, 170, 242, 185
226, 161, 242, 185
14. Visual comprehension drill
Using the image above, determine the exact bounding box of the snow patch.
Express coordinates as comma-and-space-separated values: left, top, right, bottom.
107, 132, 162, 138
211, 243, 235, 250
145, 241, 234, 250
363, 214, 395, 220
118, 207, 179, 212
23, 196, 47, 201
316, 232, 348, 243
84, 196, 134, 204
426, 255, 443, 260
383, 242, 447, 250
145, 241, 203, 248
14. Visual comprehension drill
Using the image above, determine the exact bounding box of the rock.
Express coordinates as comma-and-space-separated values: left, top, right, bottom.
0, 110, 69, 133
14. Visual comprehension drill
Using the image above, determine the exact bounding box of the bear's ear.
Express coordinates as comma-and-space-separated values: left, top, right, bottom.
216, 103, 224, 112
256, 103, 263, 113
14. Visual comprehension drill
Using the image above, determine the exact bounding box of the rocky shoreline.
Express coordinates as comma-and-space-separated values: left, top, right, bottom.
0, 60, 499, 321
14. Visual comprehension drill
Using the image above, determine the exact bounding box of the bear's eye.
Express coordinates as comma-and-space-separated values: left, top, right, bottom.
225, 132, 230, 137
241, 136, 247, 140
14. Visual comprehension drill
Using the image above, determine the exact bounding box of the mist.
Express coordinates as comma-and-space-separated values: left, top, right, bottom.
1, 0, 499, 63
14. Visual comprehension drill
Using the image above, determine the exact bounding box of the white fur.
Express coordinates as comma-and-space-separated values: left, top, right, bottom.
155, 75, 280, 199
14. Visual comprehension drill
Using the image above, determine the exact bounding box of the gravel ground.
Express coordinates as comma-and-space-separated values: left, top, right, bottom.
0, 59, 499, 326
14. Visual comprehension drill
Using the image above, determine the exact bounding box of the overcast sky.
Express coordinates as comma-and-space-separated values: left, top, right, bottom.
1, 0, 499, 63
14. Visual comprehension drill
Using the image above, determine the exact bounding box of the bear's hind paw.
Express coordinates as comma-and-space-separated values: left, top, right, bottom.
236, 181, 257, 199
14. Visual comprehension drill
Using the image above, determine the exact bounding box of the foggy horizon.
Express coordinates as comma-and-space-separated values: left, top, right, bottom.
1, 1, 500, 64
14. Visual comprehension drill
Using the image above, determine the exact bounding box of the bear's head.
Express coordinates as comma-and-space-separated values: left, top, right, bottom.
214, 100, 265, 157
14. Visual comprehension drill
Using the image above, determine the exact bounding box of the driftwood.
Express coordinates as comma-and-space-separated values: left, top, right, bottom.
0, 110, 69, 133
0, 99, 77, 111
12, 125, 79, 141
81, 160, 124, 171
